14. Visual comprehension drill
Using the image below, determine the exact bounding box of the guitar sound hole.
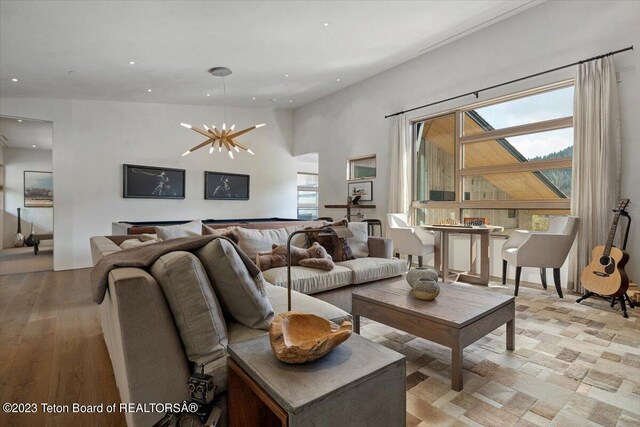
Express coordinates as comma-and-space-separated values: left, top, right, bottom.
604, 263, 615, 274
599, 256, 611, 267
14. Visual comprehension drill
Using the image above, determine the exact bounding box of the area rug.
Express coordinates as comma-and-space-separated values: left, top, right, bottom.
359, 282, 640, 427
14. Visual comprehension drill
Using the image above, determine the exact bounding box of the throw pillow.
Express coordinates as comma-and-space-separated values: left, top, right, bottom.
196, 239, 274, 330
149, 251, 228, 366
347, 222, 369, 258
156, 220, 203, 241
202, 224, 238, 243
119, 238, 159, 250
307, 231, 355, 262
234, 227, 289, 259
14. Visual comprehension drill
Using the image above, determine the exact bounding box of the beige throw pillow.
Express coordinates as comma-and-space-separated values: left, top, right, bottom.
196, 239, 274, 330
119, 238, 159, 250
149, 251, 228, 366
234, 227, 289, 259
156, 220, 203, 241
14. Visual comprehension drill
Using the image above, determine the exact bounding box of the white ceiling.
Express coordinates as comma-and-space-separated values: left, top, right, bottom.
0, 117, 53, 150
0, 1, 539, 109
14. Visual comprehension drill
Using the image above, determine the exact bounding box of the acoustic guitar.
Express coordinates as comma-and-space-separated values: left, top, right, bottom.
580, 199, 630, 297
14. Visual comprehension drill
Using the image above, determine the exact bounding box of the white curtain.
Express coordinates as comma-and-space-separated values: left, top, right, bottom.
388, 114, 411, 217
568, 56, 621, 293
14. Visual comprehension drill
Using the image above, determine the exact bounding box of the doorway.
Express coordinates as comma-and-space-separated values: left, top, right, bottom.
0, 116, 54, 275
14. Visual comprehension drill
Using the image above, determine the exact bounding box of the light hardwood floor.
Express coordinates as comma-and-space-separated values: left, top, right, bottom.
0, 268, 126, 426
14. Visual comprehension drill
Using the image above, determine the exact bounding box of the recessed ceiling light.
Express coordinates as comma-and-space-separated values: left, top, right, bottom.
147, 89, 152, 92
11, 78, 18, 82
32, 145, 37, 148
17, 119, 23, 122
289, 100, 293, 103
323, 23, 329, 27
336, 78, 341, 82
285, 74, 289, 77
129, 61, 136, 65
271, 99, 277, 102
206, 93, 211, 96
252, 97, 256, 100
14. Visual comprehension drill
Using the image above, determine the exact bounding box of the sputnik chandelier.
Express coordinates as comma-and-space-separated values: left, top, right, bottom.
180, 67, 265, 159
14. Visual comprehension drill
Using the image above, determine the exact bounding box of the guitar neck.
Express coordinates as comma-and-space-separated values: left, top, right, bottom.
604, 210, 623, 256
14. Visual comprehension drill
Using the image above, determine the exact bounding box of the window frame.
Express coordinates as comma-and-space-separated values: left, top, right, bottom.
411, 79, 574, 218
297, 172, 319, 219
346, 154, 377, 181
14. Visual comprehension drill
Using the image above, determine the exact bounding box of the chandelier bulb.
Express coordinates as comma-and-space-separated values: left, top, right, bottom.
247, 149, 254, 155
228, 151, 234, 159
209, 146, 214, 154
180, 123, 192, 129
222, 123, 226, 130
234, 147, 240, 152
255, 123, 266, 128
203, 125, 209, 131
230, 124, 236, 131
181, 150, 191, 156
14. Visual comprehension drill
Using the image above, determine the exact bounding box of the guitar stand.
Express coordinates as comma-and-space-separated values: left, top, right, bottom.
576, 210, 634, 318
576, 292, 635, 318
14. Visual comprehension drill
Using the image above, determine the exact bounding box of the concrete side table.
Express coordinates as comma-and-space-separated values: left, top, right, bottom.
227, 334, 406, 427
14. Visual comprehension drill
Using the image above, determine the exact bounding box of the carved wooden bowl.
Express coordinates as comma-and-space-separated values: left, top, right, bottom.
269, 311, 352, 364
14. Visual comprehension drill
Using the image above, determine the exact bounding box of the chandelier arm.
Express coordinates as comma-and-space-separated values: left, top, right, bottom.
227, 126, 256, 139
222, 139, 233, 152
191, 127, 215, 139
231, 139, 248, 150
188, 138, 216, 152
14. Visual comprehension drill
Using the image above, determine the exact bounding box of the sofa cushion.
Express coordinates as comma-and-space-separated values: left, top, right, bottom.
265, 284, 352, 325
336, 257, 408, 284
156, 220, 202, 241
262, 265, 353, 294
196, 239, 274, 330
234, 227, 289, 259
149, 251, 228, 366
348, 222, 369, 258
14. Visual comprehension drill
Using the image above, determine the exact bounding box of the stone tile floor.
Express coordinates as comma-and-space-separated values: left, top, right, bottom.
359, 282, 640, 427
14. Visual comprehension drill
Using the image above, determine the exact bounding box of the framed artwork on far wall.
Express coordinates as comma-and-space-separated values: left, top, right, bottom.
347, 180, 373, 201
123, 164, 185, 199
205, 171, 250, 200
24, 171, 53, 207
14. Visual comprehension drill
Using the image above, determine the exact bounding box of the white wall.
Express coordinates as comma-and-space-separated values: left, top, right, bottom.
293, 0, 640, 283
2, 148, 53, 248
0, 98, 296, 269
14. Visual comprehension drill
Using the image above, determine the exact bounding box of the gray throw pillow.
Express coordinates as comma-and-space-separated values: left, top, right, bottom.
196, 239, 274, 330
156, 220, 203, 241
348, 222, 369, 258
234, 227, 289, 259
150, 251, 228, 366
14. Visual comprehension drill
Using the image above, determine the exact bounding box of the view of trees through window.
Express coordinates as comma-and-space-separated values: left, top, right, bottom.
413, 81, 573, 232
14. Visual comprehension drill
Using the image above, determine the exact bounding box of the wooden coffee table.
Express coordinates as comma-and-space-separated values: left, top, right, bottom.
352, 279, 515, 391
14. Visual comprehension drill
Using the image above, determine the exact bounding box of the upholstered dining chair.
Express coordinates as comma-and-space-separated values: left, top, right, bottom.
386, 213, 435, 267
501, 216, 580, 298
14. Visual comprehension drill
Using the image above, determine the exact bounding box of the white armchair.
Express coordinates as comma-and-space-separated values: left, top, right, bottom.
502, 216, 580, 298
386, 213, 435, 267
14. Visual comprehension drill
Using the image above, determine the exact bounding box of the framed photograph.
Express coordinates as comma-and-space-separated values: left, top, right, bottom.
205, 171, 250, 200
347, 180, 373, 201
123, 164, 185, 199
24, 171, 53, 207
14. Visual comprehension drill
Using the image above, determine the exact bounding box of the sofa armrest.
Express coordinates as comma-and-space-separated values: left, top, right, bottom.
90, 236, 121, 265
368, 237, 393, 259
105, 268, 191, 426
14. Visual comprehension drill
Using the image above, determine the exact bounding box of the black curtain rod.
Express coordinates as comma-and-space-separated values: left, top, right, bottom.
384, 45, 634, 119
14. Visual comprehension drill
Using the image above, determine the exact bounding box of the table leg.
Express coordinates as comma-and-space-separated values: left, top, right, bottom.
480, 233, 489, 285
451, 343, 463, 391
442, 231, 449, 283
434, 232, 442, 276
469, 235, 478, 275
353, 314, 360, 334
506, 319, 515, 351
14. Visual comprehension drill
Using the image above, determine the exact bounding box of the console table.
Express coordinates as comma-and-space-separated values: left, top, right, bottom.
323, 203, 376, 220
422, 225, 503, 286
227, 334, 405, 426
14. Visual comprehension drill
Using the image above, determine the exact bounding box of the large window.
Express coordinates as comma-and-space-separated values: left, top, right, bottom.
413, 80, 574, 232
297, 173, 319, 220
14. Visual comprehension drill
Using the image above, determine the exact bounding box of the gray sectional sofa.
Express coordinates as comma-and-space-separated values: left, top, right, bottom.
89, 223, 407, 426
